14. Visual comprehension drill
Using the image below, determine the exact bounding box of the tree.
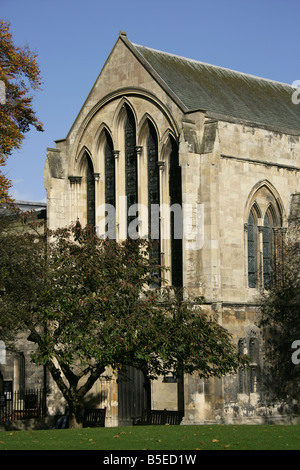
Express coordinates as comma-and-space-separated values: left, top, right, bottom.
0, 20, 43, 206
258, 221, 300, 409
0, 219, 248, 427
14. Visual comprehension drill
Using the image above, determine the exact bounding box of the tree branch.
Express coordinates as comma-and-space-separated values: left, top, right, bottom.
77, 363, 106, 399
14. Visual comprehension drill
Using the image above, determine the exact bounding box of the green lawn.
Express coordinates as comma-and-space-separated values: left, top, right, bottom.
0, 424, 299, 450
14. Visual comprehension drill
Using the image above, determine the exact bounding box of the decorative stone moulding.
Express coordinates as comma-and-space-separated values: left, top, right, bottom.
68, 176, 82, 185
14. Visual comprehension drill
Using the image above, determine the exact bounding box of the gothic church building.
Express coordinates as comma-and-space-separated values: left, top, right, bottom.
44, 32, 300, 425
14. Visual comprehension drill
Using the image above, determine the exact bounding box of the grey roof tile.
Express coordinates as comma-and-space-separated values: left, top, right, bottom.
133, 43, 300, 133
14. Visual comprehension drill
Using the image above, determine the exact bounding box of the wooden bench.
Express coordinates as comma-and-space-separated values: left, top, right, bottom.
133, 409, 184, 426
83, 408, 106, 428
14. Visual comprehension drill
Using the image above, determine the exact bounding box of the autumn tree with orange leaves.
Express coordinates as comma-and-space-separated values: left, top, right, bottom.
0, 20, 43, 206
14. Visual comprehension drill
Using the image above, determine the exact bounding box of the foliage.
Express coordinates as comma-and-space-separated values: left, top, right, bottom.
0, 20, 43, 206
0, 219, 247, 427
154, 290, 248, 380
258, 231, 300, 405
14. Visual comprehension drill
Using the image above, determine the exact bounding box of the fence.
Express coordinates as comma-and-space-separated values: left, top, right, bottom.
0, 389, 46, 422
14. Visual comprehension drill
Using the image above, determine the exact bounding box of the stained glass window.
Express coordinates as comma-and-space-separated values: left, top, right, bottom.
169, 139, 182, 288
247, 192, 281, 289
124, 108, 137, 236
263, 212, 272, 289
147, 123, 160, 262
248, 211, 257, 288
86, 155, 95, 227
104, 131, 116, 238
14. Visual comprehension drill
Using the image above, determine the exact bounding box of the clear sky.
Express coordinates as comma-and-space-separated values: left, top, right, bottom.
1, 0, 300, 202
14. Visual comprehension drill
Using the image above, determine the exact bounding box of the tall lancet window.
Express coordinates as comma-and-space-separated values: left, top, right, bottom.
246, 184, 283, 289
263, 212, 271, 289
104, 131, 116, 238
247, 209, 258, 288
124, 107, 137, 236
86, 154, 95, 227
147, 122, 160, 261
169, 138, 182, 288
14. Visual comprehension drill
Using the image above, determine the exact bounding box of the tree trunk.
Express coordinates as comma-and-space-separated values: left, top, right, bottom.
46, 360, 106, 428
68, 403, 84, 428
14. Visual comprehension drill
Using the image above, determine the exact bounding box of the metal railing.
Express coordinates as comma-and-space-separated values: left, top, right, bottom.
0, 389, 46, 422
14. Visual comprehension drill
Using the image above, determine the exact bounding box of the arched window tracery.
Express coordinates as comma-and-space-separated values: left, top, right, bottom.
147, 121, 160, 263
247, 209, 258, 288
104, 130, 116, 238
85, 153, 95, 228
97, 103, 182, 287
246, 185, 284, 289
124, 107, 138, 236
169, 137, 182, 288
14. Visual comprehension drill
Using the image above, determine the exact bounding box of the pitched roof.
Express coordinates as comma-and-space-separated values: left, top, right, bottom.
122, 34, 300, 134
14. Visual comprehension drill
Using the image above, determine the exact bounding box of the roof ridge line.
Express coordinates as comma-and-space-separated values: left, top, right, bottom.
126, 40, 188, 112
132, 42, 294, 89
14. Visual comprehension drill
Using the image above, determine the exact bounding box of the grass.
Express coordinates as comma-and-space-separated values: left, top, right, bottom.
0, 424, 299, 450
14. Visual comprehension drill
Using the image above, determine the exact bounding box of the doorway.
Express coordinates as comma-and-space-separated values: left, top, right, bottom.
118, 366, 147, 426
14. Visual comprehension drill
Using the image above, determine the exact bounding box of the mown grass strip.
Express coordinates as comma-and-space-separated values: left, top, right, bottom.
0, 425, 299, 450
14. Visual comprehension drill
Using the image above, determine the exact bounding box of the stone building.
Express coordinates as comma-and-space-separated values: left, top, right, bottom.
43, 32, 300, 425
0, 201, 47, 422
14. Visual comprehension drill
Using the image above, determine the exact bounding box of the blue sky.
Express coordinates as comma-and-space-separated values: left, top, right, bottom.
1, 0, 300, 202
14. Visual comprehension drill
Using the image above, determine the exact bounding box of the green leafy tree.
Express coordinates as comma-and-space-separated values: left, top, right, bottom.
0, 219, 247, 427
258, 224, 300, 409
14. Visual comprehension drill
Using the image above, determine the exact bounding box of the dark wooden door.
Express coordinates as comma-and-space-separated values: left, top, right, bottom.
118, 366, 147, 426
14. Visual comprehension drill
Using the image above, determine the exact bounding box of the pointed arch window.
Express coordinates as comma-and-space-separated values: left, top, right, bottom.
247, 210, 258, 288
124, 107, 137, 235
169, 138, 182, 288
104, 130, 116, 238
246, 185, 283, 289
263, 210, 272, 289
104, 131, 115, 208
147, 122, 160, 262
86, 154, 95, 227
